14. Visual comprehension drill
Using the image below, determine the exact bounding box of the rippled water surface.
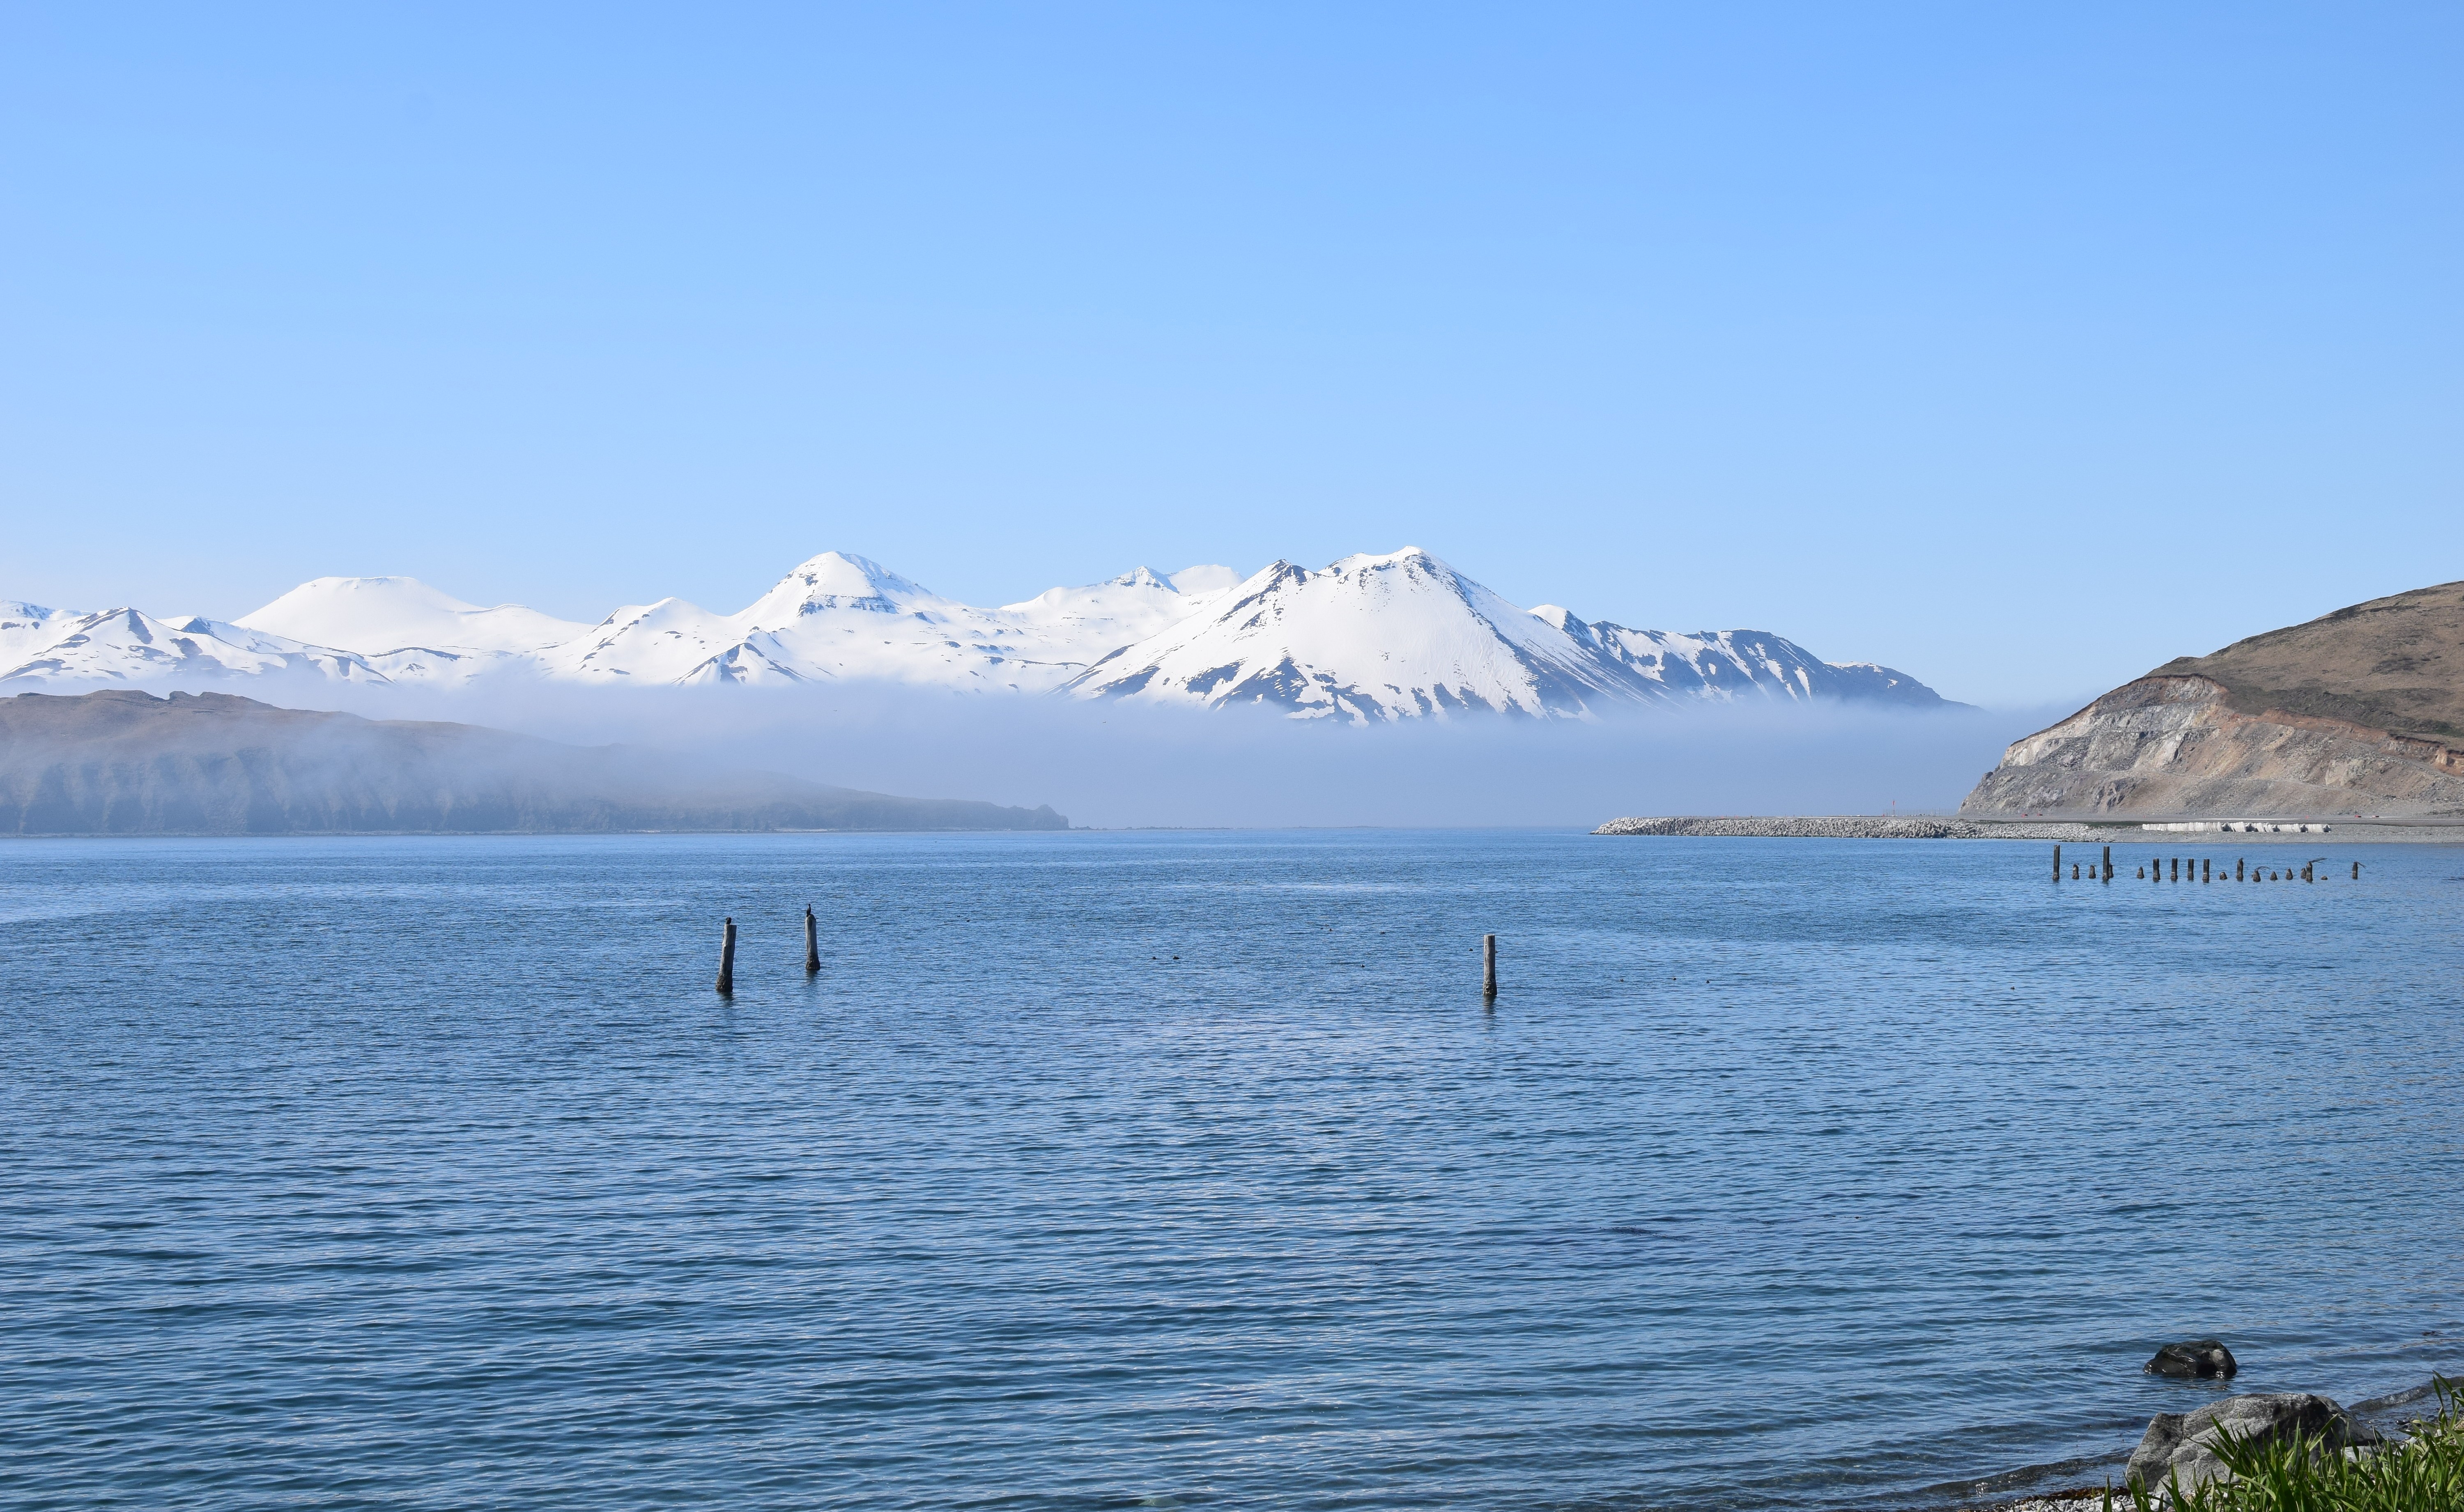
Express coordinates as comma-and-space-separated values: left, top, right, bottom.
4, 830, 2460, 1511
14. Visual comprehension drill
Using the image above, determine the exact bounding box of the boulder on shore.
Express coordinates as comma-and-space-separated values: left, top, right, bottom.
2146, 1340, 2239, 1379
2126, 1393, 2380, 1493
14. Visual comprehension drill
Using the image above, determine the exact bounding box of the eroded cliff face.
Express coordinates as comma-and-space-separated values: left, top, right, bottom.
1960, 676, 2464, 816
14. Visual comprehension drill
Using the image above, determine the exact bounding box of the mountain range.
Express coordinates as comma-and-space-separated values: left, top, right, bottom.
3, 548, 1947, 722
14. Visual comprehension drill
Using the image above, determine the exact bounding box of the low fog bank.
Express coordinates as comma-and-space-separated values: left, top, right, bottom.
0, 691, 1067, 834
249, 678, 2064, 829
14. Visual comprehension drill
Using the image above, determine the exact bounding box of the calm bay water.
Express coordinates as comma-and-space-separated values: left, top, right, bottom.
2, 830, 2459, 1511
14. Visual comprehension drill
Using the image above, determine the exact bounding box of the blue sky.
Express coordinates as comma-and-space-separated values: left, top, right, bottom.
2, 2, 2456, 705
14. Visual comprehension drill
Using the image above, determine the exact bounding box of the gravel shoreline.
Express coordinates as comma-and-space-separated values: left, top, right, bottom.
1956, 1496, 2109, 1512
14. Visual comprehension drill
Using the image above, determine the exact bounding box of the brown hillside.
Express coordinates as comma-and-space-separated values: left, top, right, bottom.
2150, 579, 2464, 740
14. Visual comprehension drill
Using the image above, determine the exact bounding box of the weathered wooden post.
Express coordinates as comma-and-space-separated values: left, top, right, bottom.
2169, 857, 2178, 882
2303, 862, 2315, 882
804, 905, 821, 974
2053, 843, 2062, 881
2236, 858, 2245, 881
2102, 844, 2112, 880
716, 916, 737, 995
2072, 864, 2080, 879
2202, 858, 2211, 882
1483, 934, 1498, 999
2352, 860, 2361, 880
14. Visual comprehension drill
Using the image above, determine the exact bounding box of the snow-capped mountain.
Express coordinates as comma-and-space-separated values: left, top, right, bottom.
1, 602, 82, 670
1534, 611, 1944, 707
0, 609, 385, 687
0, 548, 1949, 717
239, 576, 591, 655
1068, 550, 1640, 719
1000, 564, 1241, 651
1069, 549, 1947, 720
536, 552, 1236, 688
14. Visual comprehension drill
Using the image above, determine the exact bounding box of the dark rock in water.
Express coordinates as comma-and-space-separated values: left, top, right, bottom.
2146, 1340, 2239, 1379
2126, 1393, 2381, 1493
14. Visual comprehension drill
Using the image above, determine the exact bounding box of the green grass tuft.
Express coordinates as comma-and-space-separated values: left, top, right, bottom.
2106, 1380, 2464, 1512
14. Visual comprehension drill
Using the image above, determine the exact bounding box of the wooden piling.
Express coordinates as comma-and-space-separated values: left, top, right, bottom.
2102, 844, 2112, 880
2071, 864, 2080, 879
2202, 859, 2211, 882
2303, 862, 2315, 883
2353, 861, 2361, 880
2170, 857, 2179, 882
1483, 934, 1498, 998
2053, 843, 2062, 881
716, 916, 737, 995
2236, 858, 2245, 881
804, 905, 821, 974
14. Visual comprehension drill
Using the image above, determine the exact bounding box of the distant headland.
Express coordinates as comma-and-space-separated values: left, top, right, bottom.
1961, 580, 2464, 820
0, 690, 1067, 836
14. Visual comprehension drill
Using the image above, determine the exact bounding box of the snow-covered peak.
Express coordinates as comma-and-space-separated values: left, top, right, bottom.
2, 607, 387, 687
742, 551, 942, 623
1000, 563, 1239, 616
1328, 545, 1432, 572
2, 601, 83, 669
1567, 618, 1948, 708
1069, 547, 1637, 722
993, 563, 1244, 666
238, 575, 589, 655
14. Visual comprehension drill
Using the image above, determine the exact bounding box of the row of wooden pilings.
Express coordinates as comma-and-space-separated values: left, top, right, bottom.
706, 845, 2368, 993
713, 911, 1507, 997
713, 905, 825, 994
2051, 843, 2358, 886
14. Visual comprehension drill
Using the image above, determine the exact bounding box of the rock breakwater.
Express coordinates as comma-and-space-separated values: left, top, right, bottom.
1592, 816, 2122, 840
